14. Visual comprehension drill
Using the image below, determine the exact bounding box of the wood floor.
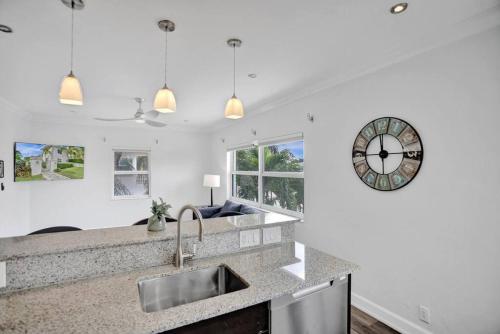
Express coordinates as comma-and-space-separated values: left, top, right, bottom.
351, 306, 400, 334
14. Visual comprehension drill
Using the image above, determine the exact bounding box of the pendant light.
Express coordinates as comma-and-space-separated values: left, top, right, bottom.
153, 20, 176, 113
224, 38, 244, 119
59, 0, 84, 106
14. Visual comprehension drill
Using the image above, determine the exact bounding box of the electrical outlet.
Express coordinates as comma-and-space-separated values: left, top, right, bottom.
0, 262, 6, 288
263, 226, 282, 245
240, 229, 261, 248
419, 305, 431, 324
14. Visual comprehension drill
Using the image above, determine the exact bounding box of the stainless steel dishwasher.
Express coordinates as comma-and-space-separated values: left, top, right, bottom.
270, 275, 350, 334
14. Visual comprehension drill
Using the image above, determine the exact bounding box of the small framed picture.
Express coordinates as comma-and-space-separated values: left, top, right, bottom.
0, 160, 3, 178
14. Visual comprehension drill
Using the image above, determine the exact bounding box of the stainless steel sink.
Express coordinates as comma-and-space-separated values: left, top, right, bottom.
138, 265, 249, 313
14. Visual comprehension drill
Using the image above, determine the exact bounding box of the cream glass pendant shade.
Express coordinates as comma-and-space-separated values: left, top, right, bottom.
154, 84, 176, 113
224, 95, 244, 119
59, 72, 83, 105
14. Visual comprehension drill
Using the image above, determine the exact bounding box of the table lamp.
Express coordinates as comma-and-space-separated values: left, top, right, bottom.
203, 174, 220, 207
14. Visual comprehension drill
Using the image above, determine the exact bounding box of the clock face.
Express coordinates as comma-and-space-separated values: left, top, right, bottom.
352, 117, 423, 191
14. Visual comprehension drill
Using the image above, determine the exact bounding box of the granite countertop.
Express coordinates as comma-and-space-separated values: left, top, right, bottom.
0, 212, 299, 261
0, 241, 358, 334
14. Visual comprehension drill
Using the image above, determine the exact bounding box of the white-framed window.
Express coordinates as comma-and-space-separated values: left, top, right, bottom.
112, 149, 151, 200
229, 136, 304, 217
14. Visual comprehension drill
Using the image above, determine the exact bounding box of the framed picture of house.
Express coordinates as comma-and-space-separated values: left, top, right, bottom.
14, 142, 85, 182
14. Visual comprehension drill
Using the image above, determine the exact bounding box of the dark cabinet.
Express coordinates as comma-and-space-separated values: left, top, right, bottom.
162, 302, 269, 334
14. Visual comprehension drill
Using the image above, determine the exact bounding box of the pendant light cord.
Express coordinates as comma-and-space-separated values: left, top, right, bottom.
70, 1, 75, 73
164, 30, 168, 86
233, 44, 236, 97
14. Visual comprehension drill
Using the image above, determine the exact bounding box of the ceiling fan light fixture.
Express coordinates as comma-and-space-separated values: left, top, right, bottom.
224, 95, 244, 119
59, 72, 83, 105
93, 97, 166, 127
154, 85, 176, 113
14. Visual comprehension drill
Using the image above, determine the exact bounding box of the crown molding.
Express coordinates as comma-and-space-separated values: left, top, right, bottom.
0, 96, 32, 120
209, 6, 500, 133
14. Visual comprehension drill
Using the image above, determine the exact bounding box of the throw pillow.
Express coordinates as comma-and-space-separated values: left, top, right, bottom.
221, 200, 242, 213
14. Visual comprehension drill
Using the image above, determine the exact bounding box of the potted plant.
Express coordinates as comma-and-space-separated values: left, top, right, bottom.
147, 198, 173, 232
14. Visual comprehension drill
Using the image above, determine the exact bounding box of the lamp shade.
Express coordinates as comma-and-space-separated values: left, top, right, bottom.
224, 96, 244, 119
154, 85, 176, 113
59, 72, 83, 106
203, 174, 220, 188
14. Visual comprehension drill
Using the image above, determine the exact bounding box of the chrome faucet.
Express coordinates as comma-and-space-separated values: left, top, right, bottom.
175, 205, 204, 268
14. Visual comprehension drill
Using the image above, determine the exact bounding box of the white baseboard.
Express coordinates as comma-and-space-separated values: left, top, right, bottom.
351, 293, 433, 334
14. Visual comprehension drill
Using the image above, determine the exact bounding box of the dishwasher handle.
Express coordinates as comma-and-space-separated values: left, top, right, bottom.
271, 276, 348, 310
292, 281, 332, 299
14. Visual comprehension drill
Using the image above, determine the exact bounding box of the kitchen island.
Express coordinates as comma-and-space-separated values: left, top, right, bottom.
0, 241, 357, 334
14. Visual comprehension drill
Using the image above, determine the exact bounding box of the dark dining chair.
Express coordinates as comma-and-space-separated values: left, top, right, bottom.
28, 226, 82, 235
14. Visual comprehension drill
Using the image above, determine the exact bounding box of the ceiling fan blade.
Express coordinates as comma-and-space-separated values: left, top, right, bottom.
144, 110, 159, 119
94, 117, 135, 122
145, 119, 167, 127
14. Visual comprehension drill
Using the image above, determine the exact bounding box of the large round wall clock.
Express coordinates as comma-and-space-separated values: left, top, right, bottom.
352, 117, 423, 191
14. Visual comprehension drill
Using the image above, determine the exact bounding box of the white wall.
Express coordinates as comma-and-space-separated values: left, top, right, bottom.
0, 117, 211, 237
0, 100, 31, 237
210, 27, 500, 334
28, 122, 212, 232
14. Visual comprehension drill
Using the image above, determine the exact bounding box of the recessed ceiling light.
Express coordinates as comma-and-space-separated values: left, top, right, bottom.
390, 3, 408, 14
0, 24, 13, 33
248, 73, 257, 79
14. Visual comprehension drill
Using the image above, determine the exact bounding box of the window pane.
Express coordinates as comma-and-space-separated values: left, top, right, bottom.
263, 176, 304, 213
264, 140, 304, 172
235, 147, 258, 171
232, 175, 258, 202
114, 152, 149, 171
114, 174, 150, 197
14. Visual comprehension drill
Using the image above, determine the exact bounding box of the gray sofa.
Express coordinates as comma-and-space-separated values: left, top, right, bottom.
197, 200, 264, 219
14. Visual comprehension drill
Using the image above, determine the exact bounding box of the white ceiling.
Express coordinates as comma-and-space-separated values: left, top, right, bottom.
1, 0, 499, 131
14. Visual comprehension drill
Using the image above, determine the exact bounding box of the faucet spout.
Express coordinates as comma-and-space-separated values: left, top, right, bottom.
175, 205, 204, 268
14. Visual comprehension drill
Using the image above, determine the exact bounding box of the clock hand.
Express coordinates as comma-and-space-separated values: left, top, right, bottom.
379, 135, 383, 150
382, 158, 385, 174
365, 152, 404, 156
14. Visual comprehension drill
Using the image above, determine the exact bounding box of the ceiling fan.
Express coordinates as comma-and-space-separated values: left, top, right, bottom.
94, 98, 167, 127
